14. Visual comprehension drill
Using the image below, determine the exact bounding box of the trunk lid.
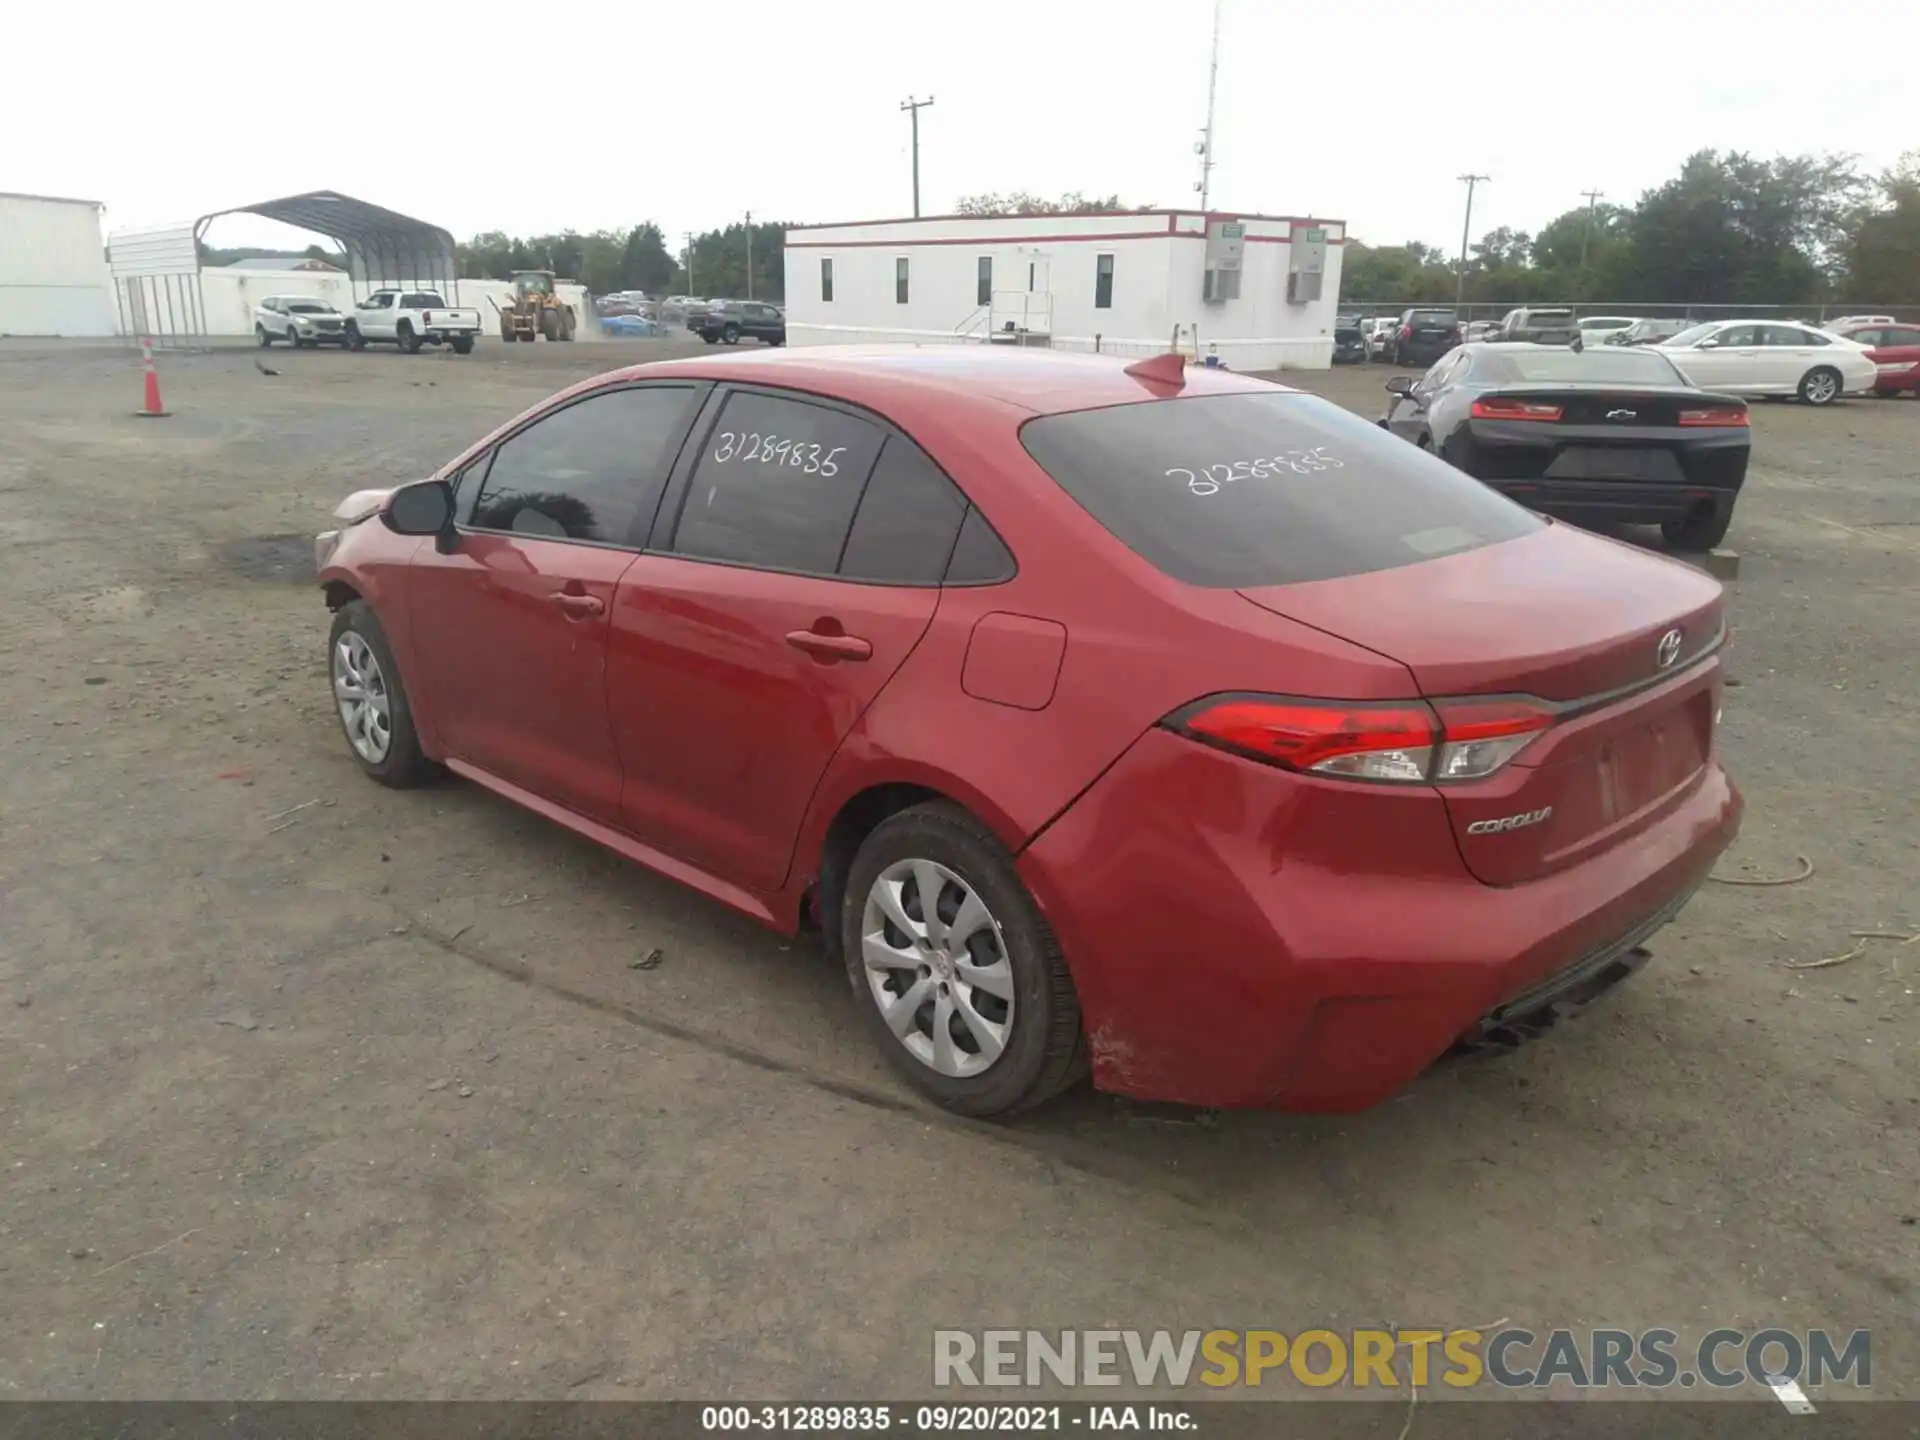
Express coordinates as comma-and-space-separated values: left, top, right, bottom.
1239, 523, 1725, 883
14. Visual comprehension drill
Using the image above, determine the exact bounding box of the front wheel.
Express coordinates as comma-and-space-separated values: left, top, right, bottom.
1798, 366, 1842, 405
398, 325, 422, 354
329, 602, 436, 787
256, 325, 273, 348
721, 323, 741, 345
346, 324, 366, 351
841, 802, 1086, 1118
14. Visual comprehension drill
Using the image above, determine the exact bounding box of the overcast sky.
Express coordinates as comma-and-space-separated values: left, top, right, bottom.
7, 0, 1909, 255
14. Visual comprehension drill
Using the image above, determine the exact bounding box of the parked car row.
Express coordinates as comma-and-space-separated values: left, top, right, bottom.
255, 291, 481, 355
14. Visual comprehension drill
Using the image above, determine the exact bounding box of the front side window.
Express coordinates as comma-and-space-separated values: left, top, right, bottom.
365, 293, 394, 309
469, 385, 700, 544
895, 258, 910, 305
1094, 253, 1114, 310
1715, 325, 1759, 347
672, 392, 886, 574
1020, 392, 1542, 589
821, 257, 833, 303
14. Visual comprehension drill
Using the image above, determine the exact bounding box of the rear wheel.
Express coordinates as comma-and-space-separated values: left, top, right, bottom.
722, 323, 741, 345
346, 323, 366, 351
1798, 366, 1841, 405
1873, 386, 1901, 399
841, 803, 1086, 1117
398, 323, 422, 354
1662, 505, 1733, 552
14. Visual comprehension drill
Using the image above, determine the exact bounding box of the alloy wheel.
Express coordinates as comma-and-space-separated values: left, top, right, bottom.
332, 630, 392, 763
1804, 371, 1839, 404
860, 858, 1015, 1078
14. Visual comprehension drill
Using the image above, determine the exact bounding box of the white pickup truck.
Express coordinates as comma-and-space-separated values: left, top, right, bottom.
345, 289, 481, 354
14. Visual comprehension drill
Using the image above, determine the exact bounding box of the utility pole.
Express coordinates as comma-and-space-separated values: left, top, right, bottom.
1580, 188, 1605, 270
1456, 174, 1489, 307
683, 231, 695, 299
745, 210, 753, 299
901, 96, 934, 217
1195, 0, 1223, 210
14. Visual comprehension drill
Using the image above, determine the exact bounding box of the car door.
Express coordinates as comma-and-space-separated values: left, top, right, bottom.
1387, 352, 1461, 442
1878, 326, 1920, 387
607, 387, 966, 892
1677, 325, 1758, 389
405, 382, 707, 823
1757, 324, 1817, 389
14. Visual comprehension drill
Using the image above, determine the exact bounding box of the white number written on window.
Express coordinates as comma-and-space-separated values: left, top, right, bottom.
1167, 447, 1344, 496
711, 432, 847, 477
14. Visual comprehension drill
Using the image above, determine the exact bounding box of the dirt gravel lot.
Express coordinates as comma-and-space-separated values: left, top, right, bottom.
1, 338, 1916, 1405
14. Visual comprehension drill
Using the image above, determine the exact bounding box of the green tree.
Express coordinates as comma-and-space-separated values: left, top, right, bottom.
618, 223, 676, 294
952, 192, 1129, 216
1339, 241, 1455, 305
1841, 151, 1920, 303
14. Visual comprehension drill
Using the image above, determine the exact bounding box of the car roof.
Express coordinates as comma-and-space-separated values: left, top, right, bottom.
593, 345, 1285, 418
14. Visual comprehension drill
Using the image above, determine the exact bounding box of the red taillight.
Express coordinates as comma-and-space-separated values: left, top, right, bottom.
1677, 406, 1748, 427
423, 311, 434, 322
1169, 694, 1554, 784
1428, 696, 1555, 779
1398, 325, 1413, 341
1470, 397, 1565, 422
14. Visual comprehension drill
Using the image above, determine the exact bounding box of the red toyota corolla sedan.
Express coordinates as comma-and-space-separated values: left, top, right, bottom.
314, 347, 1741, 1118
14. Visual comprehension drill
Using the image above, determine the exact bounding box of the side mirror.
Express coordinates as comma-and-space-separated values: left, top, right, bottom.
383, 479, 455, 537
1385, 375, 1417, 396
1696, 337, 1719, 349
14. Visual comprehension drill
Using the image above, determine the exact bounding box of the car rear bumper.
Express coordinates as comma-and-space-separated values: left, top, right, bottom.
1457, 424, 1747, 523
1017, 727, 1742, 1112
1486, 478, 1737, 524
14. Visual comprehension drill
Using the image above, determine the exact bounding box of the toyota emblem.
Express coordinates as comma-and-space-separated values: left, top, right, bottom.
1656, 628, 1683, 669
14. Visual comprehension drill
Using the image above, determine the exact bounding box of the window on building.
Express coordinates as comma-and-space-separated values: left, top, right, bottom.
896, 257, 910, 305
821, 257, 833, 303
1095, 253, 1114, 310
977, 256, 992, 307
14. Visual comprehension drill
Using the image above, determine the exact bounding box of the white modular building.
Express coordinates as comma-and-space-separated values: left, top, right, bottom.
0, 191, 117, 337
783, 209, 1346, 371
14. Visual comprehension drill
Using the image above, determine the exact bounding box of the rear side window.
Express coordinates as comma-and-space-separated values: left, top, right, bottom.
671, 391, 885, 573
944, 508, 1016, 585
1019, 392, 1542, 588
469, 385, 699, 543
838, 435, 967, 584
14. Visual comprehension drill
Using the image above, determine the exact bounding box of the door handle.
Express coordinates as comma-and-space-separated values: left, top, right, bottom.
550, 591, 605, 618
785, 628, 872, 662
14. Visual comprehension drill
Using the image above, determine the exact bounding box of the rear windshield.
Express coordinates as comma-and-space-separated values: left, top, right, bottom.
1407, 310, 1456, 326
1019, 392, 1542, 588
1525, 309, 1575, 323
1481, 348, 1683, 384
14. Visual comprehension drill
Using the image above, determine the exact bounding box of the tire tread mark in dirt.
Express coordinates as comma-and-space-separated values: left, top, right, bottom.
393, 908, 1213, 1214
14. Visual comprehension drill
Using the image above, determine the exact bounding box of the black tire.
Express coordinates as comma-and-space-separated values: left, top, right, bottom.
701, 333, 718, 344
328, 601, 437, 788
765, 334, 784, 347
256, 324, 273, 348
346, 323, 366, 352
1662, 506, 1733, 552
721, 323, 741, 345
398, 323, 422, 355
841, 802, 1086, 1118
1798, 366, 1842, 405
451, 336, 474, 355
1872, 386, 1901, 399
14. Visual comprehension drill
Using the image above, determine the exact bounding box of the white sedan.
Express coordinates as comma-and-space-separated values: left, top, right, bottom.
1657, 320, 1876, 405
1575, 315, 1639, 347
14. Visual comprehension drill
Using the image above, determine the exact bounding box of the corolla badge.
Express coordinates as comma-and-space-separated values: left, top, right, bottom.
1466, 806, 1553, 836
1656, 628, 1683, 669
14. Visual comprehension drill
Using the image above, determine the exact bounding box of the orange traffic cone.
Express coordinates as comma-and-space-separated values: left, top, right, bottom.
133, 337, 170, 419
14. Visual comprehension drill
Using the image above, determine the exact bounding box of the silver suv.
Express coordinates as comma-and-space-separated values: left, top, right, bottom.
255, 296, 350, 348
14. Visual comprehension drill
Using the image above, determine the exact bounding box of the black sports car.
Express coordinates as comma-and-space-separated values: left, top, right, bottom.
1379, 342, 1750, 551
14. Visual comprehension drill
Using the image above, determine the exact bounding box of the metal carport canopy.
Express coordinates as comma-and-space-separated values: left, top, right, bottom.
198, 189, 460, 299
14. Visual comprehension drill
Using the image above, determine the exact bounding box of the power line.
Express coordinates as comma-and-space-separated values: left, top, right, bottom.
1456, 174, 1490, 307
745, 210, 753, 300
900, 97, 934, 218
